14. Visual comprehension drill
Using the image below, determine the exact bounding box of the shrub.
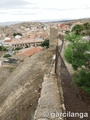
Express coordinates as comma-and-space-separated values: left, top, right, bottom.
41, 39, 49, 48
3, 54, 12, 58
0, 46, 7, 51
73, 69, 90, 95
13, 33, 22, 37
14, 47, 21, 50
64, 32, 90, 95
64, 33, 90, 70
72, 24, 85, 35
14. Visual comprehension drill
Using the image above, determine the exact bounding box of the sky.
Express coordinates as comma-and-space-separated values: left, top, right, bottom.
0, 0, 90, 22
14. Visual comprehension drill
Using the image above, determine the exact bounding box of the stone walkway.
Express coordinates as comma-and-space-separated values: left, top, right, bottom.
34, 63, 65, 120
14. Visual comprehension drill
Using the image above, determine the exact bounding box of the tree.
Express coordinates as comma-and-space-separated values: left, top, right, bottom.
13, 33, 22, 37
64, 32, 90, 95
0, 46, 3, 51
0, 46, 7, 51
83, 22, 90, 30
73, 68, 90, 95
64, 42, 90, 70
83, 22, 90, 36
41, 39, 49, 48
72, 24, 84, 35
3, 54, 12, 58
72, 22, 90, 36
64, 32, 90, 70
14, 47, 21, 50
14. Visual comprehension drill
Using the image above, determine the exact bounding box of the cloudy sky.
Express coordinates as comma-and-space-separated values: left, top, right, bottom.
0, 0, 90, 22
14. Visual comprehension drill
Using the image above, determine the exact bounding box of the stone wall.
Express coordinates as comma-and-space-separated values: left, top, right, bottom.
34, 60, 65, 120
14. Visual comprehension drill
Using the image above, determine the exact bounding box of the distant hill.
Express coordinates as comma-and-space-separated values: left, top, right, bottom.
0, 21, 23, 26
0, 17, 90, 26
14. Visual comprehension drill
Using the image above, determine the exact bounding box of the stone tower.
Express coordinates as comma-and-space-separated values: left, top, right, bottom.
50, 27, 58, 47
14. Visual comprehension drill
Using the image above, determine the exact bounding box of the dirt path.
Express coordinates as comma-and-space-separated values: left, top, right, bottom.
60, 56, 90, 120
56, 39, 90, 120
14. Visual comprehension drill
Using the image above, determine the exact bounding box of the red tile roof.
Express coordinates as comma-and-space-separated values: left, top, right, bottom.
17, 47, 42, 57
60, 23, 70, 30
60, 23, 65, 28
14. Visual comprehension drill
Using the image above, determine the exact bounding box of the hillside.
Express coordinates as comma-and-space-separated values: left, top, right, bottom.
0, 47, 55, 120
